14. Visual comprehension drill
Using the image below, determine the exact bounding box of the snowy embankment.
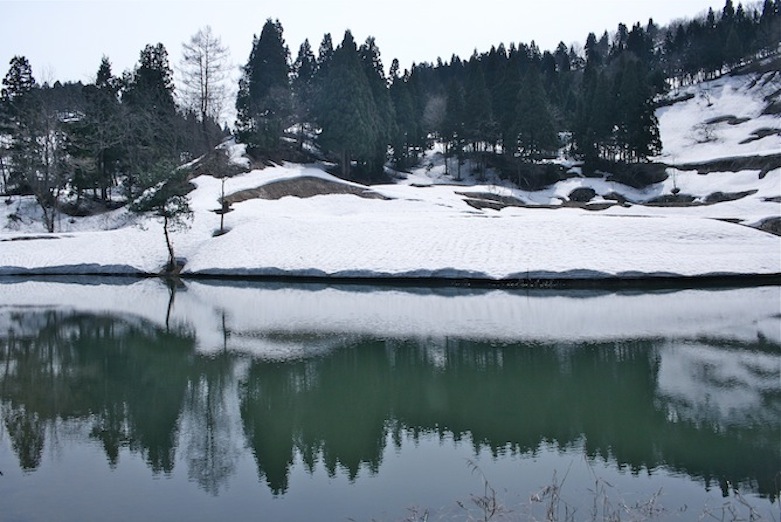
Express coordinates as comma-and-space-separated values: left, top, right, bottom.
1, 71, 780, 283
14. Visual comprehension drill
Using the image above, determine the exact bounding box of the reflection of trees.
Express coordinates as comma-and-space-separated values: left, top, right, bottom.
183, 350, 240, 496
239, 338, 780, 499
0, 309, 195, 474
240, 340, 390, 494
1, 307, 778, 501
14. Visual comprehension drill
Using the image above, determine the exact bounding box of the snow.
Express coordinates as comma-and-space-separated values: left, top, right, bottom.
1, 72, 780, 281
654, 72, 781, 164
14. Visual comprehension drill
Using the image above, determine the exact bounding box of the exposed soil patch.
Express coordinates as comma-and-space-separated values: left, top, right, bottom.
673, 153, 781, 178
705, 115, 751, 125
755, 216, 781, 236
458, 191, 621, 211
739, 127, 781, 144
224, 176, 388, 205
592, 161, 668, 189
704, 190, 758, 203
568, 187, 597, 203
645, 193, 697, 206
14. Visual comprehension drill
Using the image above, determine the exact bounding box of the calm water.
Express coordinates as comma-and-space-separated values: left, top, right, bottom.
0, 279, 779, 521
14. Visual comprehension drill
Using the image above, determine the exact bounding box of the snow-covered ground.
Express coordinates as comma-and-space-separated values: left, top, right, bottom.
1, 71, 779, 281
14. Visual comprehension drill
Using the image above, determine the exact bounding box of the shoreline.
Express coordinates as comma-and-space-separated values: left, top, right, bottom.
1, 269, 779, 290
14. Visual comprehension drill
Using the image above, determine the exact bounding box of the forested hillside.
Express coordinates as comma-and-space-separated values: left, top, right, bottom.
1, 0, 779, 228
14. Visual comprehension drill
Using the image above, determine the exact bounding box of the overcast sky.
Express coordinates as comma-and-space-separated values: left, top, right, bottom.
1, 0, 725, 85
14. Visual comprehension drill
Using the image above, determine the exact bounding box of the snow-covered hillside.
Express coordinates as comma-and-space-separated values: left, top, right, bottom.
1, 69, 779, 282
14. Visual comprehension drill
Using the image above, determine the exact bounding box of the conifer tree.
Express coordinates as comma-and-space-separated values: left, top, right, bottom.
0, 56, 37, 194
235, 19, 291, 156
389, 68, 417, 169
123, 43, 180, 195
463, 56, 494, 157
314, 31, 381, 180
615, 57, 661, 162
515, 67, 558, 161
291, 39, 316, 150
442, 78, 466, 180
66, 57, 124, 201
359, 37, 395, 175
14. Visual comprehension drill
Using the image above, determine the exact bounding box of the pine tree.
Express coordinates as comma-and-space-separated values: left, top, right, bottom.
130, 161, 192, 274
463, 56, 494, 152
66, 57, 125, 201
0, 56, 37, 194
123, 43, 180, 194
615, 57, 660, 162
442, 79, 466, 180
724, 26, 744, 67
314, 31, 381, 180
389, 69, 417, 169
359, 37, 395, 176
235, 19, 291, 157
291, 39, 316, 150
515, 67, 558, 161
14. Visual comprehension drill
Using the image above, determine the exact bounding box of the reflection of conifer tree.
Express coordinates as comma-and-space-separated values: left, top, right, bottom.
240, 360, 299, 494
184, 351, 239, 496
4, 406, 45, 470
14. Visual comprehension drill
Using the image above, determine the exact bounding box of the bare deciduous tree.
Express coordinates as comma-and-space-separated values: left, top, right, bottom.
179, 26, 231, 147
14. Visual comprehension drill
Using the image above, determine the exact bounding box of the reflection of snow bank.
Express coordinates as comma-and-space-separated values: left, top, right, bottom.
657, 342, 780, 428
0, 280, 778, 360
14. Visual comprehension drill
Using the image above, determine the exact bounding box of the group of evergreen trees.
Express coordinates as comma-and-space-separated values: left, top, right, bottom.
235, 0, 779, 180
1, 0, 779, 222
0, 44, 224, 231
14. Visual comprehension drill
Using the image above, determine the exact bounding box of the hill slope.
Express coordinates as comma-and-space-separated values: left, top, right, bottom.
1, 68, 779, 283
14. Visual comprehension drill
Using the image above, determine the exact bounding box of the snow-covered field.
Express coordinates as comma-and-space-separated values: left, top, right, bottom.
1, 71, 779, 281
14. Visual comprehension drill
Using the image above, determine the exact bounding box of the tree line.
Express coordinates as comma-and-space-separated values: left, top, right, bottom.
236, 0, 779, 179
1, 0, 779, 231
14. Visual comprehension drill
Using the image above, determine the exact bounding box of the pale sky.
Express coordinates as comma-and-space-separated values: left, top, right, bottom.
1, 0, 726, 86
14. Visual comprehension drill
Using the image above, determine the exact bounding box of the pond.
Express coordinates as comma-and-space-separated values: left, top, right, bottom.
0, 279, 779, 521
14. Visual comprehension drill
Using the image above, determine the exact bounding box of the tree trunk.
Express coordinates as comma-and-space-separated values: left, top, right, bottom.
163, 215, 176, 272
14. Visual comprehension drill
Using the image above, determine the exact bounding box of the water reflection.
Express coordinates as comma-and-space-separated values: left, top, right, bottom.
0, 280, 778, 505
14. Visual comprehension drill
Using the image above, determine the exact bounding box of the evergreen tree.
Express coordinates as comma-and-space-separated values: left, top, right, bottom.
515, 67, 558, 161
359, 37, 395, 175
463, 56, 494, 149
0, 56, 37, 194
235, 19, 291, 157
314, 30, 381, 180
724, 26, 744, 67
291, 39, 316, 150
130, 161, 192, 274
123, 43, 180, 194
66, 57, 125, 201
442, 79, 466, 180
317, 33, 335, 73
758, 0, 780, 53
615, 57, 661, 162
389, 68, 417, 169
